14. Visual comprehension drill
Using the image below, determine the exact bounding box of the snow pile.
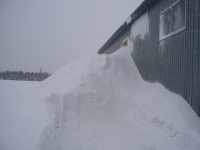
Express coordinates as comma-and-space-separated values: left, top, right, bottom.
36, 47, 200, 150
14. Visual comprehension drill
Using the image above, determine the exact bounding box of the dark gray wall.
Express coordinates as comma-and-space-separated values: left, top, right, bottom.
132, 0, 200, 116
101, 0, 200, 116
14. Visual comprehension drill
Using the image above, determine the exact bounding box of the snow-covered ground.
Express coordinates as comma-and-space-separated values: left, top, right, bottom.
0, 80, 51, 150
0, 47, 200, 150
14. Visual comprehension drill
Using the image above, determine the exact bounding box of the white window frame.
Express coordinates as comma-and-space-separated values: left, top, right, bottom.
159, 0, 186, 41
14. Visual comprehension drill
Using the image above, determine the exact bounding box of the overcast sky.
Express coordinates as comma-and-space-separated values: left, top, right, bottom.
0, 0, 143, 73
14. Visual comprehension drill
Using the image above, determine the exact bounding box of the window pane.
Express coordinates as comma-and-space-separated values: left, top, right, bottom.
171, 0, 185, 32
160, 9, 171, 37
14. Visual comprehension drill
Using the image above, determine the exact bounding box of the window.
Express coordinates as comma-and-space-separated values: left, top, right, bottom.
160, 9, 171, 36
159, 0, 186, 40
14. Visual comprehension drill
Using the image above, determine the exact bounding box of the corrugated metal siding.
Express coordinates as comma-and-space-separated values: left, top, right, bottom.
132, 0, 200, 116
99, 0, 200, 116
196, 0, 199, 115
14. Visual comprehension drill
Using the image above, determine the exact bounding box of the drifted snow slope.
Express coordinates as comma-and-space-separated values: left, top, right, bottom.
36, 47, 200, 150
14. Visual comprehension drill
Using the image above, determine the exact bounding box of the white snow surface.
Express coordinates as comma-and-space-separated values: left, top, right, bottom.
125, 16, 132, 25
0, 81, 50, 150
35, 47, 200, 150
1, 47, 200, 150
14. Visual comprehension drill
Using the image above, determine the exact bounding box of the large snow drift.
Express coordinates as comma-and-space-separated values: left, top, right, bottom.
36, 47, 200, 150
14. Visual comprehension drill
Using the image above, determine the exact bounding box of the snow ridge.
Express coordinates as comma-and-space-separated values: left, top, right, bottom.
36, 47, 200, 150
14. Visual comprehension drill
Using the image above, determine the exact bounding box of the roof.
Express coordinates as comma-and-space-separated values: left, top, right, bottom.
98, 0, 157, 54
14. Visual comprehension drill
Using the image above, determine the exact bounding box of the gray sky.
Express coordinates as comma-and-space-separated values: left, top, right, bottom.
0, 0, 143, 73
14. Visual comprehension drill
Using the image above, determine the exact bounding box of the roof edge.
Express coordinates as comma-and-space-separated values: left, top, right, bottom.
98, 0, 156, 54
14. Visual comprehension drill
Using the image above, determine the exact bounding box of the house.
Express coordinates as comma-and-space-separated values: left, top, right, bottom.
98, 0, 200, 116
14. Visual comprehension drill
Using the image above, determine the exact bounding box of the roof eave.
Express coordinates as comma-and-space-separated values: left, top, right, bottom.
98, 0, 156, 54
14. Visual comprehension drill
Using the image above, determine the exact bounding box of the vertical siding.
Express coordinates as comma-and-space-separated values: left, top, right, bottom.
195, 0, 200, 115
133, 0, 200, 116
100, 0, 200, 116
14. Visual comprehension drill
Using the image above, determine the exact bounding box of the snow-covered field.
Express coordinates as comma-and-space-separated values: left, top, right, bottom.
0, 80, 50, 150
0, 47, 200, 150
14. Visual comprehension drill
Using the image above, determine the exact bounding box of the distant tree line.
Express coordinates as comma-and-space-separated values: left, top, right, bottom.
0, 70, 51, 81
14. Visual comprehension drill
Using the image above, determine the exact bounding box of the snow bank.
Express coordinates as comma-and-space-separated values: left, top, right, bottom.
35, 47, 200, 150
